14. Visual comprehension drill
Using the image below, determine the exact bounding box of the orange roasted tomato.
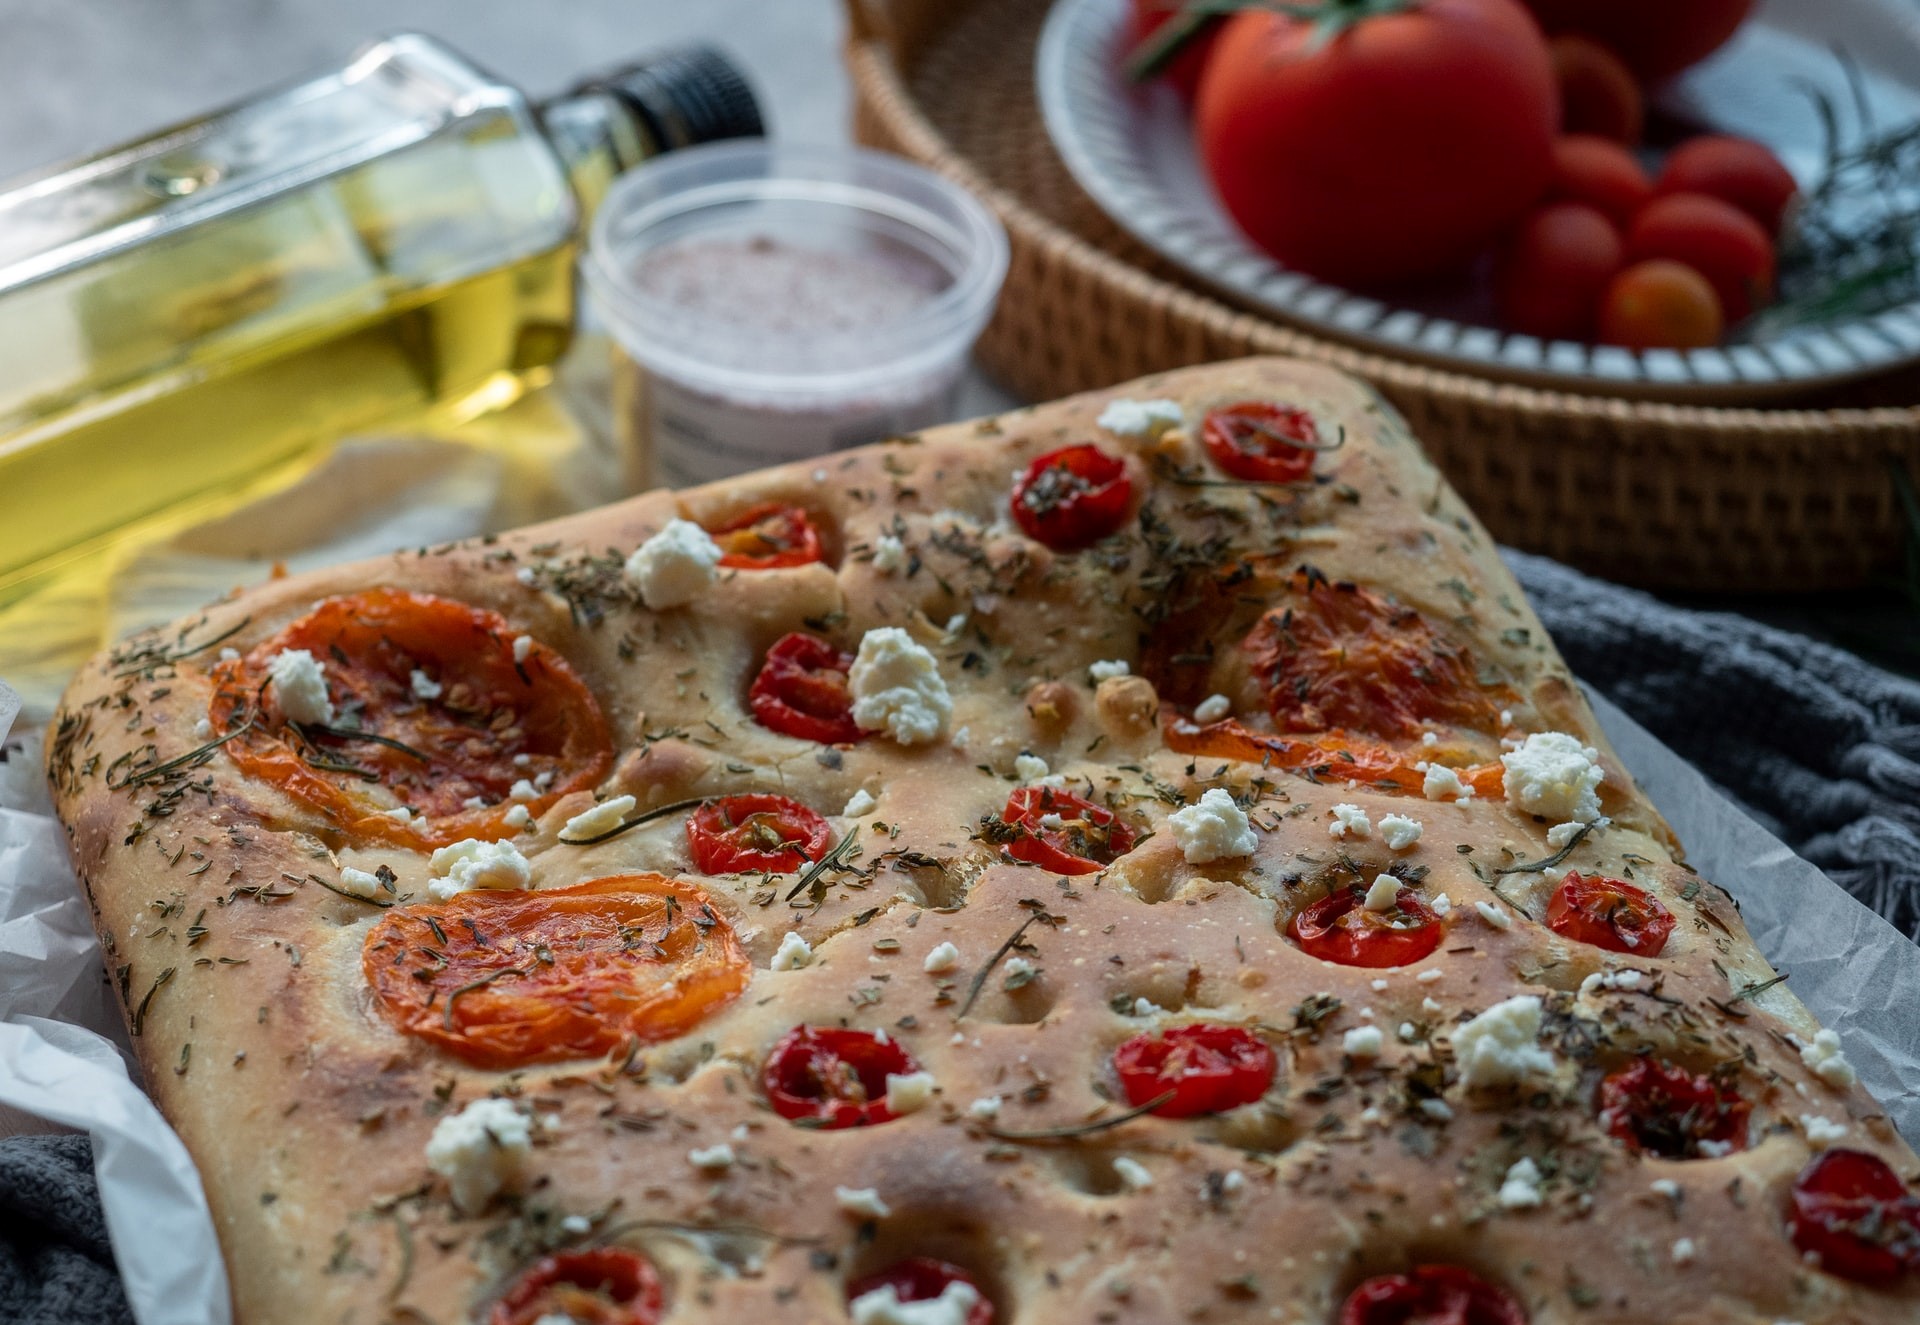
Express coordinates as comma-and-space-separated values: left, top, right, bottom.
207, 589, 611, 848
490, 1248, 665, 1325
1162, 714, 1506, 798
362, 874, 749, 1069
706, 503, 824, 570
1241, 568, 1508, 741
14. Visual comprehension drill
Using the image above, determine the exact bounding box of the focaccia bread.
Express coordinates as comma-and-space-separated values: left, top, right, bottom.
48, 358, 1920, 1325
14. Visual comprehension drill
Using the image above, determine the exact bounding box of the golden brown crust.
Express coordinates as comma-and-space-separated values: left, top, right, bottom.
48, 358, 1917, 1324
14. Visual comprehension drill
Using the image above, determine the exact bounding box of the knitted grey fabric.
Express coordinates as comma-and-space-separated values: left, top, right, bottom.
0, 1134, 133, 1325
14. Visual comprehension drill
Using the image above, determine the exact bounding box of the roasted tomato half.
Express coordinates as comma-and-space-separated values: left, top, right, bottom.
1289, 886, 1446, 969
1338, 1265, 1527, 1325
999, 785, 1137, 875
1787, 1149, 1920, 1284
748, 632, 862, 744
1546, 873, 1674, 957
846, 1258, 993, 1325
763, 1026, 916, 1129
1202, 402, 1322, 483
1596, 1059, 1749, 1159
1010, 444, 1132, 549
707, 503, 824, 570
1112, 1024, 1277, 1118
686, 794, 831, 874
490, 1248, 665, 1325
207, 589, 611, 847
363, 874, 748, 1068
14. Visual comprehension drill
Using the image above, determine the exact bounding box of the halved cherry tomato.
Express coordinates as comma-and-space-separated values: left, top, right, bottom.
1201, 402, 1320, 483
1655, 134, 1798, 236
490, 1248, 665, 1325
1548, 135, 1654, 228
762, 1026, 916, 1129
208, 590, 612, 849
1289, 886, 1446, 968
1627, 192, 1774, 322
1161, 715, 1506, 799
1339, 1265, 1527, 1325
707, 503, 824, 570
847, 1258, 994, 1325
687, 794, 830, 874
1597, 259, 1723, 350
1550, 35, 1642, 144
1494, 202, 1623, 341
1010, 445, 1132, 550
1113, 1024, 1277, 1118
1000, 785, 1136, 875
1546, 872, 1674, 956
748, 632, 862, 744
362, 874, 748, 1069
1242, 569, 1508, 740
1788, 1149, 1920, 1283
1596, 1058, 1749, 1159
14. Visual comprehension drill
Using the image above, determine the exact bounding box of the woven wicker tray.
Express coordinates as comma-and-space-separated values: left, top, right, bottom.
844, 0, 1920, 592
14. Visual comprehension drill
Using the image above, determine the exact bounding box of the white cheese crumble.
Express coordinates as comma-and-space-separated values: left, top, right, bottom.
923, 941, 961, 974
771, 932, 814, 971
1167, 788, 1258, 864
1362, 875, 1401, 912
849, 627, 952, 745
1801, 1114, 1849, 1146
885, 1071, 937, 1115
1698, 1139, 1734, 1158
1501, 732, 1605, 823
871, 535, 909, 575
1421, 763, 1473, 802
1112, 1156, 1154, 1191
503, 804, 532, 829
1096, 396, 1183, 438
623, 518, 723, 610
1088, 659, 1131, 683
509, 779, 539, 802
1418, 1098, 1454, 1122
1133, 997, 1165, 1017
1650, 1178, 1681, 1201
426, 839, 533, 902
512, 635, 532, 665
1430, 892, 1452, 917
463, 795, 490, 811
966, 1096, 1002, 1120
1497, 1157, 1544, 1210
1003, 956, 1036, 982
1379, 814, 1424, 851
335, 867, 389, 903
425, 1099, 533, 1215
1799, 1030, 1858, 1090
850, 1280, 981, 1325
835, 1186, 891, 1219
1193, 693, 1232, 724
380, 805, 414, 823
1343, 1026, 1384, 1059
562, 794, 635, 840
410, 668, 443, 701
843, 788, 878, 817
1417, 967, 1444, 983
1578, 969, 1644, 997
1452, 996, 1558, 1090
1328, 803, 1373, 840
1546, 819, 1597, 848
1014, 752, 1050, 783
687, 1143, 735, 1170
1476, 900, 1513, 931
267, 649, 333, 725
1671, 1237, 1697, 1266
193, 717, 213, 740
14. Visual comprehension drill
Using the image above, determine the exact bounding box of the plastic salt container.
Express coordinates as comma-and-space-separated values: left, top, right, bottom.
583, 141, 1008, 490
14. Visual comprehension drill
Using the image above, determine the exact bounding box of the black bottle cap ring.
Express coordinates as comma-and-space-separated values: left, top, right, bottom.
572, 46, 765, 152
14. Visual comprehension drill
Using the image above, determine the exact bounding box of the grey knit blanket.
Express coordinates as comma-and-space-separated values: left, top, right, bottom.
5, 551, 1918, 1323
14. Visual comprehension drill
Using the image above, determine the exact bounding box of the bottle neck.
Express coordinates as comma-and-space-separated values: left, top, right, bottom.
536, 90, 655, 219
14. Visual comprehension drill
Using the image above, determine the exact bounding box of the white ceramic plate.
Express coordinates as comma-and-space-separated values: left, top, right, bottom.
1036, 0, 1920, 397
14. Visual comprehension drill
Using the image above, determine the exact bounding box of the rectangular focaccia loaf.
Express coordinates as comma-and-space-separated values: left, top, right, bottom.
49, 358, 1918, 1325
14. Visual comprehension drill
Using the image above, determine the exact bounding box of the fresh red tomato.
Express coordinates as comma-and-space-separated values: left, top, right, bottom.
1627, 191, 1774, 321
1597, 259, 1723, 350
1195, 0, 1556, 287
1125, 0, 1224, 102
1202, 402, 1320, 483
706, 502, 823, 570
1494, 202, 1623, 340
762, 1026, 915, 1129
847, 1259, 994, 1325
1289, 886, 1446, 969
1596, 1059, 1749, 1159
748, 632, 863, 744
686, 794, 830, 874
1545, 872, 1675, 955
1339, 1265, 1528, 1325
1112, 1024, 1276, 1117
1655, 135, 1797, 235
1010, 444, 1132, 549
1550, 35, 1642, 143
1787, 1149, 1920, 1283
490, 1248, 665, 1325
1523, 0, 1754, 81
1000, 785, 1137, 875
1548, 135, 1653, 228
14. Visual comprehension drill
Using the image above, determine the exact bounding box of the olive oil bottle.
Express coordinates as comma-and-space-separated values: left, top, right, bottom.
0, 33, 759, 609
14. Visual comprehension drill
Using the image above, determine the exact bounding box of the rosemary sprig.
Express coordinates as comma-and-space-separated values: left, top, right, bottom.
1493, 822, 1594, 876
305, 873, 394, 908
442, 967, 524, 1028
559, 797, 709, 847
112, 615, 251, 677
106, 719, 256, 791
783, 830, 860, 904
294, 722, 430, 762
982, 1089, 1178, 1141
956, 914, 1044, 1019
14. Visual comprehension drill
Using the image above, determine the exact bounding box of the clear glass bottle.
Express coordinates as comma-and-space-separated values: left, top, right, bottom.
0, 33, 760, 604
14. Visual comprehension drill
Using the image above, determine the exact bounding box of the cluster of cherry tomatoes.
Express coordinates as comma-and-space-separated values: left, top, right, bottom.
1127, 0, 1798, 349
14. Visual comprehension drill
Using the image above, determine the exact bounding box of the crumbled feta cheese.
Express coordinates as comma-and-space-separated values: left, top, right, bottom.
1545, 819, 1593, 849
1501, 732, 1605, 824
380, 805, 414, 823
1801, 1114, 1849, 1147
1014, 752, 1050, 783
1003, 956, 1036, 982
1579, 969, 1644, 997
1221, 1169, 1247, 1194
923, 941, 961, 974
462, 795, 490, 811
1112, 1156, 1154, 1191
1452, 996, 1558, 1090
1370, 978, 1390, 992
850, 1280, 981, 1325
1800, 1030, 1858, 1090
1671, 1237, 1697, 1266
1343, 1026, 1384, 1059
836, 1186, 891, 1219
410, 668, 443, 701
1096, 397, 1183, 439
509, 779, 539, 801
1088, 659, 1130, 683
218, 647, 240, 662
623, 519, 722, 610
1399, 1022, 1419, 1042
771, 932, 814, 971
193, 717, 213, 740
1418, 1098, 1454, 1121
885, 1071, 936, 1115
1133, 997, 1165, 1017
516, 566, 537, 586
1362, 875, 1401, 912
267, 649, 333, 725
559, 1214, 592, 1236
426, 1099, 534, 1214
1698, 1139, 1734, 1158
1430, 892, 1452, 917
1650, 1178, 1681, 1200
849, 627, 952, 745
687, 1143, 735, 1170
966, 1096, 1002, 1120
503, 804, 531, 829
1422, 996, 1445, 1015
1038, 813, 1066, 830
1329, 803, 1373, 841
1379, 814, 1423, 851
563, 794, 635, 840
1421, 731, 1438, 747
1421, 763, 1473, 802
1476, 900, 1513, 931
335, 867, 390, 903
426, 839, 532, 902
512, 635, 532, 664
871, 535, 909, 575
843, 788, 878, 817
1167, 788, 1258, 863
1417, 967, 1444, 983
1193, 693, 1232, 724
1497, 1158, 1544, 1210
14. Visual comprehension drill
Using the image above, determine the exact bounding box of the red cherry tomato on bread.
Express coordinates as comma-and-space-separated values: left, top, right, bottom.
1788, 1149, 1920, 1283
707, 503, 823, 570
1550, 35, 1642, 144
749, 632, 862, 744
687, 794, 830, 874
1655, 135, 1797, 235
1596, 1058, 1749, 1159
1597, 260, 1723, 350
762, 1026, 915, 1129
1494, 202, 1623, 340
490, 1247, 664, 1325
1627, 192, 1774, 322
1202, 402, 1321, 483
1010, 444, 1132, 549
1548, 135, 1653, 228
1289, 886, 1446, 969
1339, 1265, 1527, 1325
1545, 872, 1674, 955
1112, 1024, 1276, 1117
1001, 785, 1136, 875
847, 1259, 994, 1325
